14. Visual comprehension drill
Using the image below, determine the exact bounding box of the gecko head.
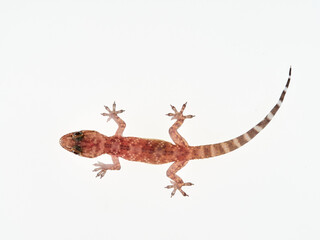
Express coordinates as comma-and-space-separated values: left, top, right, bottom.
59, 130, 106, 158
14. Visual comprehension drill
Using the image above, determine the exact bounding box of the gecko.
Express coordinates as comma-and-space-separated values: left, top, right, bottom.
60, 67, 291, 197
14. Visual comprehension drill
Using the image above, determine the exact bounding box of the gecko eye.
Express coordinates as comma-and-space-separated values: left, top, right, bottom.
72, 131, 84, 141
72, 145, 82, 155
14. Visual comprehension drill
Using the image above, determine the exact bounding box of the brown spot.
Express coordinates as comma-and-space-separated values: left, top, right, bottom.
176, 148, 189, 161
120, 145, 130, 151
225, 140, 237, 152
164, 149, 174, 156
279, 91, 286, 102
142, 145, 155, 154
104, 143, 112, 148
257, 118, 269, 128
148, 147, 155, 154
214, 144, 225, 156
203, 145, 211, 158
192, 147, 200, 159
247, 128, 258, 139
237, 135, 247, 146
286, 80, 290, 88
271, 104, 280, 116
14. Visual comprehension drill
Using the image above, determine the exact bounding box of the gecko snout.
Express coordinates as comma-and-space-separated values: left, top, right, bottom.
59, 133, 81, 155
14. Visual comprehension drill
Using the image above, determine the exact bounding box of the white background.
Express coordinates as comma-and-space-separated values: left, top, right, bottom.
1, 1, 319, 239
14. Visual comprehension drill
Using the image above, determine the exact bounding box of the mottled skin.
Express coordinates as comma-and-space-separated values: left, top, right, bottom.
60, 68, 291, 197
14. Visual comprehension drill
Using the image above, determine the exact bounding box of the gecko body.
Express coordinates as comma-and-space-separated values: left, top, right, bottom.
60, 68, 291, 197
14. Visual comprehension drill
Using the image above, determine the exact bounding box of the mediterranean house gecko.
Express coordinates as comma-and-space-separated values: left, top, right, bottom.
60, 68, 291, 197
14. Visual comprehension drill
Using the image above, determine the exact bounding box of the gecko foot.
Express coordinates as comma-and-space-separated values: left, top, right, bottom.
101, 102, 125, 122
165, 181, 194, 197
92, 161, 120, 178
92, 162, 109, 178
166, 102, 195, 121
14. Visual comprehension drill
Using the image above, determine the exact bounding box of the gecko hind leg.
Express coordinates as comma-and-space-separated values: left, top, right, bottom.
101, 102, 126, 136
166, 102, 194, 147
165, 103, 194, 197
165, 160, 194, 197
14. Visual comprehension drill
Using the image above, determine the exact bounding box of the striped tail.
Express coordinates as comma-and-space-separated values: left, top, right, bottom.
191, 67, 291, 159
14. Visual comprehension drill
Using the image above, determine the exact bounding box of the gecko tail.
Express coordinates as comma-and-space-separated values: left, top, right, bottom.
192, 67, 291, 159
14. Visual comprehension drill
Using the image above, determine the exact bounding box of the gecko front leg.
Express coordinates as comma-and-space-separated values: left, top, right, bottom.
93, 155, 121, 178
165, 102, 194, 197
101, 102, 126, 137
92, 102, 126, 178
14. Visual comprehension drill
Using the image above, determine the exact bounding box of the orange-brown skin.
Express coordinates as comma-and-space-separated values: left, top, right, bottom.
60, 133, 189, 164
60, 68, 291, 197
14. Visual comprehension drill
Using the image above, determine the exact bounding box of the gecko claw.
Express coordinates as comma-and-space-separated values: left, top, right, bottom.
101, 102, 125, 122
166, 103, 195, 121
165, 181, 194, 197
94, 170, 106, 178
92, 162, 108, 178
170, 105, 178, 113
